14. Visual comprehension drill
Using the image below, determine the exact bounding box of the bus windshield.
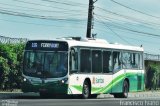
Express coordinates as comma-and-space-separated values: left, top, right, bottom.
23, 51, 68, 78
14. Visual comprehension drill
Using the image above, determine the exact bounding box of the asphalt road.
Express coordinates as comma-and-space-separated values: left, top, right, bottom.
0, 92, 160, 106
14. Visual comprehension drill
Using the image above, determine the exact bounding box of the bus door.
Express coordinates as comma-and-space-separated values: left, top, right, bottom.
130, 52, 143, 91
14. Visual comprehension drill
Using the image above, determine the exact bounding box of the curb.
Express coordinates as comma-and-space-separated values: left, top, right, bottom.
98, 91, 160, 98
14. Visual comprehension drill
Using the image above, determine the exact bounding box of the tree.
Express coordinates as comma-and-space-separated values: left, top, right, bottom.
150, 63, 160, 90
0, 43, 25, 90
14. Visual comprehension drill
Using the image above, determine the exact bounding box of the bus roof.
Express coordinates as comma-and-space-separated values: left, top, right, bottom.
55, 37, 144, 52
28, 37, 144, 52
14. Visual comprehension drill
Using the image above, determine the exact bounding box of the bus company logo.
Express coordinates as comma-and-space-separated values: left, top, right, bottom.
96, 78, 104, 84
93, 77, 104, 84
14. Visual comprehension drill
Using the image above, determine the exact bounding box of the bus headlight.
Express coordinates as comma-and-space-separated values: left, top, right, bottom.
23, 78, 27, 82
61, 78, 68, 84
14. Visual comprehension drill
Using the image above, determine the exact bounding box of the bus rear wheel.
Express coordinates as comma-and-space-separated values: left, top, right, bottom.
122, 80, 129, 98
82, 81, 90, 99
114, 80, 129, 98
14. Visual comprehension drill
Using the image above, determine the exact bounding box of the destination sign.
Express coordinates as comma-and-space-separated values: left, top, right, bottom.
25, 41, 68, 51
41, 43, 59, 48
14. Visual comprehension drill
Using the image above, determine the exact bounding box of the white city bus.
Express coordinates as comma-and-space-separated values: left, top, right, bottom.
22, 37, 144, 98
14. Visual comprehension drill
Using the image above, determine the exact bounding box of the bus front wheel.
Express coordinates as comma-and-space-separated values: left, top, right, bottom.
82, 81, 90, 99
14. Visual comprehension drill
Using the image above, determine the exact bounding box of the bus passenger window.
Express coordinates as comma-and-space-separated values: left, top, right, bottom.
130, 53, 139, 69
70, 48, 78, 73
92, 50, 102, 73
80, 49, 91, 73
103, 51, 112, 73
122, 52, 131, 69
113, 51, 121, 72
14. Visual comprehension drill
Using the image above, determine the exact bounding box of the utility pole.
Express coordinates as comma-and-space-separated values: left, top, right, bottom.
86, 0, 96, 38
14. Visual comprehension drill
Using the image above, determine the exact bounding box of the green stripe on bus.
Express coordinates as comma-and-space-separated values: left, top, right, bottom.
71, 72, 142, 94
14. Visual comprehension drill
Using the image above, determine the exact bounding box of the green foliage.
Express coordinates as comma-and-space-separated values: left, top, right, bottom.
0, 43, 25, 90
150, 63, 160, 90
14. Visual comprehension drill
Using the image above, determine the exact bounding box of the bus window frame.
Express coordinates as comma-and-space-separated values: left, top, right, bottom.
69, 46, 144, 75
102, 49, 113, 74
79, 48, 92, 74
69, 47, 79, 74
122, 50, 143, 70
91, 49, 103, 73
111, 50, 123, 74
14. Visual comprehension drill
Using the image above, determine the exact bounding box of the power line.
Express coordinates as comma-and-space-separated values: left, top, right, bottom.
0, 18, 86, 28
95, 18, 160, 47
110, 0, 160, 19
95, 13, 160, 30
113, 25, 160, 38
0, 8, 86, 22
41, 0, 87, 7
0, 6, 86, 17
95, 13, 153, 30
12, 0, 85, 12
0, 2, 86, 13
95, 14, 160, 38
41, 0, 88, 6
95, 16, 132, 45
95, 25, 160, 45
95, 7, 160, 27
124, 36, 160, 45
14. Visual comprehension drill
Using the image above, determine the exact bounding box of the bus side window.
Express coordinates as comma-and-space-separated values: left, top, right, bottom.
113, 51, 122, 72
122, 52, 131, 69
130, 53, 139, 69
80, 49, 91, 73
103, 51, 112, 73
92, 50, 102, 73
70, 48, 78, 73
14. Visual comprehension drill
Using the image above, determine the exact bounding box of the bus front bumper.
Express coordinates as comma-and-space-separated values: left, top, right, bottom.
22, 79, 68, 94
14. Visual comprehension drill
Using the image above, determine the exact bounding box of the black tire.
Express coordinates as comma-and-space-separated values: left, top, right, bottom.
113, 93, 120, 98
113, 80, 129, 98
121, 80, 129, 98
82, 81, 90, 99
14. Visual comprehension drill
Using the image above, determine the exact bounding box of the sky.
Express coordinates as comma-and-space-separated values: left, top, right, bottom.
0, 0, 160, 54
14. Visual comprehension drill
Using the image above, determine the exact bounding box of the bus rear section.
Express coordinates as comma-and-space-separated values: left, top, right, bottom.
67, 46, 144, 98
22, 40, 69, 97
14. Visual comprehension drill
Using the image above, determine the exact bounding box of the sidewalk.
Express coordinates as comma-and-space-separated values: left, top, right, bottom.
128, 91, 160, 98
98, 91, 160, 98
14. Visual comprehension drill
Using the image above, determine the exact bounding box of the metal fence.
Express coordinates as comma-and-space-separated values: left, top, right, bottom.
144, 53, 160, 61
0, 35, 28, 44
